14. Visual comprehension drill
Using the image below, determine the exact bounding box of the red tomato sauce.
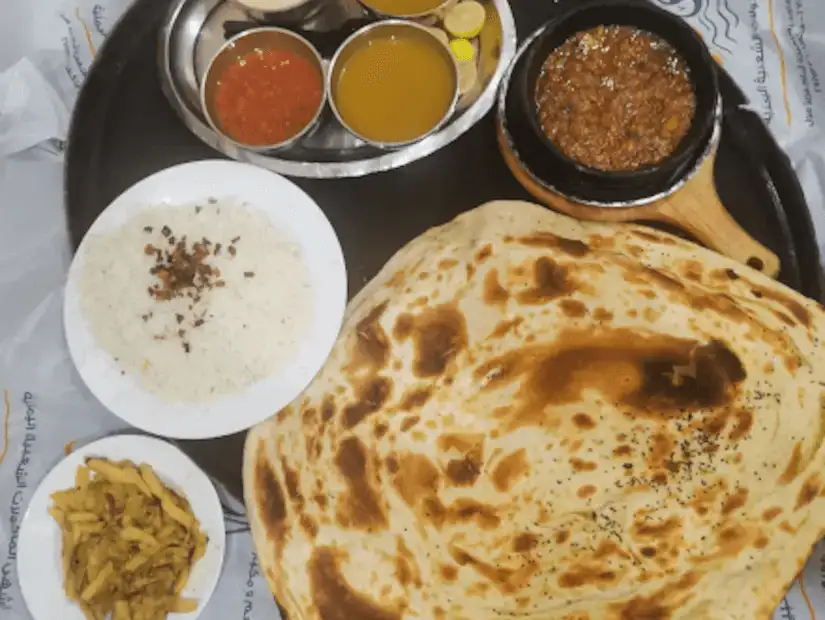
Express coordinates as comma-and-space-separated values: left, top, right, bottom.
213, 48, 323, 146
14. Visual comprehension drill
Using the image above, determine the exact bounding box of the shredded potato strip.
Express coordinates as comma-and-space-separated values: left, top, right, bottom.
49, 458, 207, 620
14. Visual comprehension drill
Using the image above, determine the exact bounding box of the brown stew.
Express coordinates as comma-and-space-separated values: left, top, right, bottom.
534, 25, 697, 172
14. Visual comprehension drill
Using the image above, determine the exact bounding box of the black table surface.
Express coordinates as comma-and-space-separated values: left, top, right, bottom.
65, 0, 823, 499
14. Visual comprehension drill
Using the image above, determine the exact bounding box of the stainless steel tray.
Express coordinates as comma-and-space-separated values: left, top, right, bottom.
159, 0, 517, 178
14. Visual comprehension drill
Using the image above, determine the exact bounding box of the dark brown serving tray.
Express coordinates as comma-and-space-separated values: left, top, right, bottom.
64, 0, 824, 500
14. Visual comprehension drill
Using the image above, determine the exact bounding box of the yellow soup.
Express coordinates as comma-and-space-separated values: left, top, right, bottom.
334, 33, 456, 144
361, 0, 445, 16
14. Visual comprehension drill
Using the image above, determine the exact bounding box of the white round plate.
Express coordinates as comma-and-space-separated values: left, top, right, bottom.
64, 160, 347, 438
17, 434, 226, 620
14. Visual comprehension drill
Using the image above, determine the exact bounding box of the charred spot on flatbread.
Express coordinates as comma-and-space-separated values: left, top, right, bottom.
399, 386, 432, 410
254, 446, 288, 549
393, 305, 468, 378
516, 232, 591, 257
448, 545, 537, 594
795, 474, 821, 510
475, 244, 493, 262
516, 257, 576, 304
394, 537, 422, 588
342, 376, 393, 429
309, 547, 401, 620
512, 533, 539, 552
334, 437, 387, 531
559, 298, 588, 317
349, 301, 391, 371
492, 449, 530, 492
483, 268, 510, 307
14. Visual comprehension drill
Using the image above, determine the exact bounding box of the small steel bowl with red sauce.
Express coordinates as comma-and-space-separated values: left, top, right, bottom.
201, 28, 327, 152
504, 0, 720, 205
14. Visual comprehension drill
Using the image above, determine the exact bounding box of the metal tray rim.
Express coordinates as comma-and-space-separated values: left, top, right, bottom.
158, 0, 518, 179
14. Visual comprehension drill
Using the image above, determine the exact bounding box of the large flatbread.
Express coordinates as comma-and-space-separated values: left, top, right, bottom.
243, 201, 825, 620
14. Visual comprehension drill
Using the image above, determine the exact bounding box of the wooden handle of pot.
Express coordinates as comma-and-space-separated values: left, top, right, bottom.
654, 155, 781, 278
497, 120, 780, 277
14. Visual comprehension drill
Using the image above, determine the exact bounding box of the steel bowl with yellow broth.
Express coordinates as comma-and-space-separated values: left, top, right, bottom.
328, 21, 459, 149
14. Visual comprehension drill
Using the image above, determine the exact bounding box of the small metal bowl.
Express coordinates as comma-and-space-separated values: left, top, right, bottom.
200, 27, 327, 153
327, 20, 460, 150
356, 0, 455, 21
229, 0, 326, 24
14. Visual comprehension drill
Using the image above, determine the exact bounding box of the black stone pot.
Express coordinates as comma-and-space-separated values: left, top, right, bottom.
508, 0, 719, 204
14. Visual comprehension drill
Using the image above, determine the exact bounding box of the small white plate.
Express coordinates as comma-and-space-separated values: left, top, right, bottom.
64, 160, 347, 438
18, 434, 226, 620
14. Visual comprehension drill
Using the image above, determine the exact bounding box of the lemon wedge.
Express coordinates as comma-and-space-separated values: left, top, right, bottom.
449, 38, 475, 63
444, 1, 487, 39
